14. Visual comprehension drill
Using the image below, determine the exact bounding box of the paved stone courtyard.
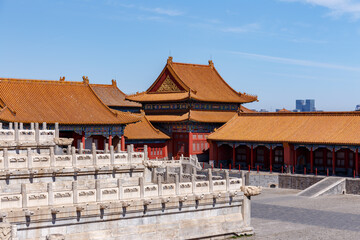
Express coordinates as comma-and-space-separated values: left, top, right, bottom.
249, 188, 360, 239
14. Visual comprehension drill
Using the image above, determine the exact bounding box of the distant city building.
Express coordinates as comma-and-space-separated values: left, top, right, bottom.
295, 99, 316, 112
355, 105, 360, 111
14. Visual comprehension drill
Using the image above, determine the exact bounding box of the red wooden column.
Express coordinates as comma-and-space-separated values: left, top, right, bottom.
81, 131, 85, 148
310, 147, 313, 173
332, 148, 336, 175
163, 143, 168, 158
269, 146, 273, 170
250, 145, 254, 169
209, 142, 214, 161
232, 144, 236, 169
108, 135, 112, 149
188, 132, 193, 157
121, 135, 125, 151
356, 148, 359, 176
215, 143, 219, 167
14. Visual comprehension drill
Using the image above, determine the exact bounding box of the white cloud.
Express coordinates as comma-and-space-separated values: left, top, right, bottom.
228, 50, 360, 72
142, 7, 183, 16
285, 0, 360, 19
222, 23, 260, 33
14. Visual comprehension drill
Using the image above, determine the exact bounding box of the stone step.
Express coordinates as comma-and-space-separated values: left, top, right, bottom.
297, 177, 345, 197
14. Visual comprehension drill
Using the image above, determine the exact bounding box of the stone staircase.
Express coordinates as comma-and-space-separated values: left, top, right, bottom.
297, 177, 345, 198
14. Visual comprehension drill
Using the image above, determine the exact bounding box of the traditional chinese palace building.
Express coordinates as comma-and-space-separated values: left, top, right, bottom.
208, 111, 360, 176
0, 77, 139, 150
126, 57, 257, 159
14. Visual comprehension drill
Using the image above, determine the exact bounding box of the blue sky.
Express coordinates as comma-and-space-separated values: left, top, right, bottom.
1, 0, 360, 111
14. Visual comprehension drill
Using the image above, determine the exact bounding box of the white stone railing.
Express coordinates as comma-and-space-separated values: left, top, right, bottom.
0, 144, 144, 171
0, 122, 57, 146
0, 172, 243, 210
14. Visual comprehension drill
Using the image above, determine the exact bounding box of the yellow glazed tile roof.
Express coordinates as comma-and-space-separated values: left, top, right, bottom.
208, 112, 360, 145
124, 115, 170, 140
0, 78, 140, 125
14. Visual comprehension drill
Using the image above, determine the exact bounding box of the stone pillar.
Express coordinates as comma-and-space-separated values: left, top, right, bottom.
67, 145, 71, 155
3, 148, 8, 171
110, 146, 115, 165
72, 146, 77, 167
127, 145, 132, 166
95, 179, 101, 202
42, 122, 47, 130
191, 174, 196, 193
9, 122, 13, 130
50, 147, 55, 167
104, 143, 109, 154
27, 148, 32, 169
139, 177, 144, 198
14, 122, 19, 142
208, 169, 213, 193
92, 143, 97, 166
19, 122, 23, 130
157, 176, 162, 196
144, 145, 148, 160
165, 166, 170, 182
117, 143, 121, 153
48, 183, 54, 206
0, 122, 2, 129
72, 181, 78, 204
35, 122, 39, 143
79, 142, 84, 154
30, 122, 34, 130
242, 196, 251, 227
55, 122, 59, 139
21, 184, 27, 208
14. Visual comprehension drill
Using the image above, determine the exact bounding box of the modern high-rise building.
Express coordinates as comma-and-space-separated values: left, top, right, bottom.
295, 99, 316, 112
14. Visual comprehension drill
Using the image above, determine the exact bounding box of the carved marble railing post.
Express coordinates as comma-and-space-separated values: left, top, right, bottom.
79, 142, 84, 155
127, 145, 132, 166
104, 143, 109, 154
208, 169, 213, 193
67, 145, 71, 155
48, 183, 54, 206
92, 143, 97, 166
30, 122, 34, 130
3, 148, 8, 171
225, 170, 230, 191
110, 146, 114, 166
95, 179, 101, 202
139, 177, 144, 198
21, 184, 27, 208
144, 145, 148, 160
165, 166, 170, 182
118, 179, 123, 200
0, 122, 2, 129
14, 122, 19, 142
49, 147, 55, 167
27, 148, 32, 169
116, 143, 121, 153
42, 122, 47, 130
72, 182, 78, 204
19, 122, 23, 130
55, 122, 59, 139
191, 174, 196, 193
35, 123, 39, 144
9, 122, 13, 130
175, 173, 180, 195
242, 195, 251, 227
71, 147, 76, 167
151, 168, 157, 183
157, 176, 162, 196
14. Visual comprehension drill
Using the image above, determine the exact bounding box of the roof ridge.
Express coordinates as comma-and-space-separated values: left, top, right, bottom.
171, 61, 210, 67
0, 78, 85, 85
238, 111, 360, 116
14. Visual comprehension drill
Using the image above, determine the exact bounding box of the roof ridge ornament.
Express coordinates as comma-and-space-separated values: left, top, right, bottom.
82, 76, 89, 84
208, 60, 214, 68
167, 56, 173, 64
112, 79, 117, 87
59, 76, 65, 82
